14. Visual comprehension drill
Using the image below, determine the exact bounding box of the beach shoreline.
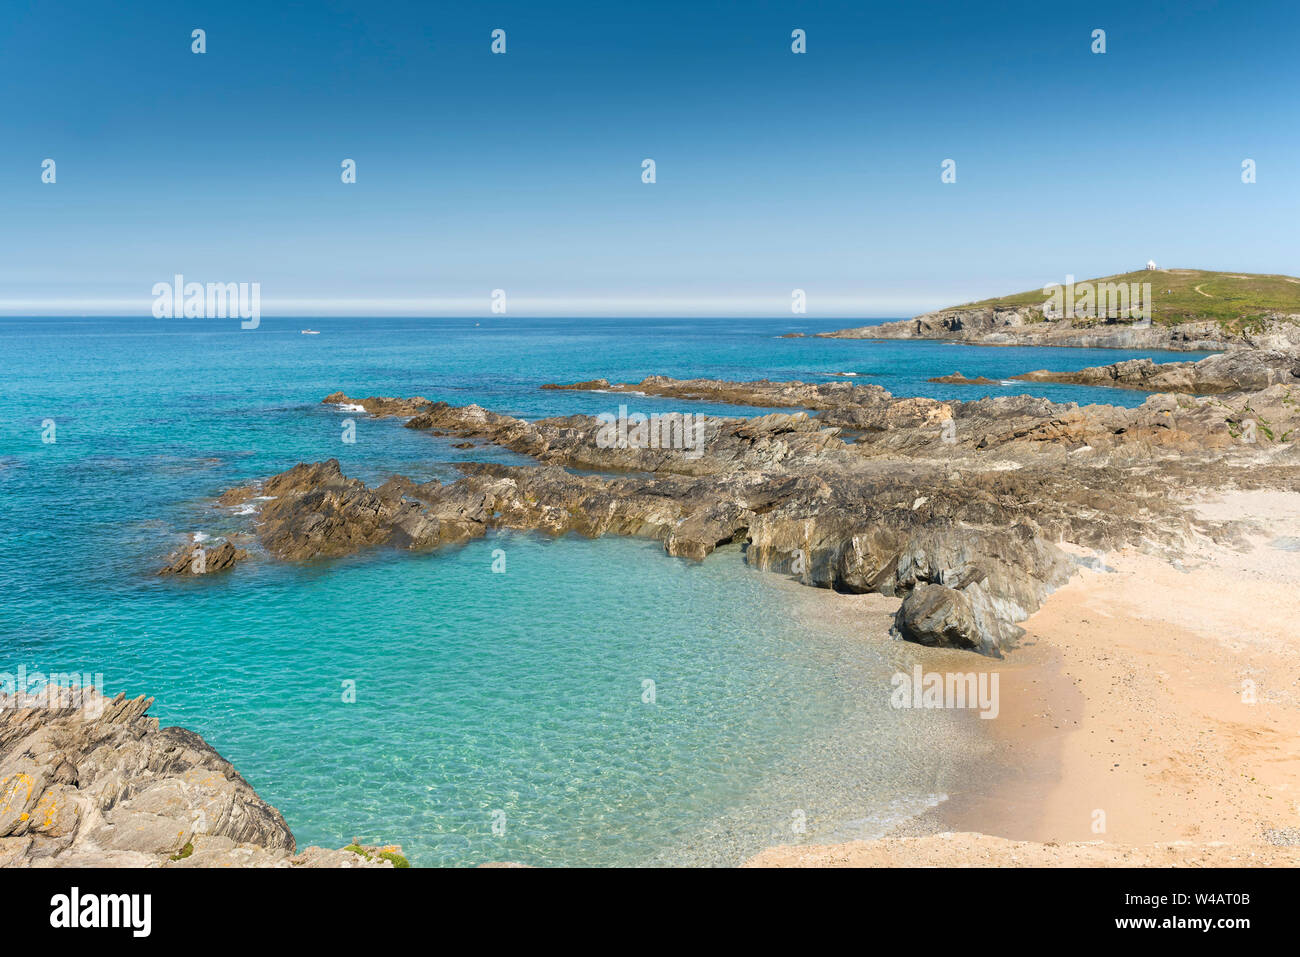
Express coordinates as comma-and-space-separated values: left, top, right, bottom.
750, 488, 1300, 866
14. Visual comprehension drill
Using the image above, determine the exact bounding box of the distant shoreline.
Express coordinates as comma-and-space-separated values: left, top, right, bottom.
815, 269, 1300, 353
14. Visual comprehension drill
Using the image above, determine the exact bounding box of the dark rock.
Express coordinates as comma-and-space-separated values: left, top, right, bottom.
892, 583, 996, 656
321, 392, 432, 417
158, 540, 248, 576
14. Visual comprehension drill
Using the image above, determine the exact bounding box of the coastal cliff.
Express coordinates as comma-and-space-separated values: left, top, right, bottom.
819, 269, 1300, 351
822, 305, 1300, 351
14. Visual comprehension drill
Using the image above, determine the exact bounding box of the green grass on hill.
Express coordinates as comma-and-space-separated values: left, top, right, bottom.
954, 269, 1300, 331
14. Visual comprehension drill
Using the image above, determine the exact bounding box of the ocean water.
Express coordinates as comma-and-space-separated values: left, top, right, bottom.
0, 315, 1210, 865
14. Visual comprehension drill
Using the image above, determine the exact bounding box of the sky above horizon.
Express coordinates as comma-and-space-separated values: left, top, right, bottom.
1, 0, 1297, 318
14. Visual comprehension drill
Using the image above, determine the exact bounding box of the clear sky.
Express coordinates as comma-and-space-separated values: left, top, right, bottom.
1, 0, 1296, 317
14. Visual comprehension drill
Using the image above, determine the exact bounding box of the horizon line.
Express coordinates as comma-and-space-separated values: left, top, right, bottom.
0, 295, 937, 319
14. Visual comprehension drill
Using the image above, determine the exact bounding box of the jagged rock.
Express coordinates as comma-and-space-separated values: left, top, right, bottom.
1013, 349, 1300, 395
0, 687, 400, 868
157, 539, 248, 576
217, 485, 258, 507
192, 377, 1300, 658
321, 392, 432, 417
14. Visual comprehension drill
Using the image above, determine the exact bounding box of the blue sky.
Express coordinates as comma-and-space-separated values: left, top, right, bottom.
1, 0, 1296, 317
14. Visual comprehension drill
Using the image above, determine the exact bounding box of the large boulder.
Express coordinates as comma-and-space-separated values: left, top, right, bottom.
891, 583, 995, 656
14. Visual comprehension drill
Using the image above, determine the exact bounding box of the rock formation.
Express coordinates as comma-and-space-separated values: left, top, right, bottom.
928, 372, 1002, 385
1012, 349, 1300, 394
179, 378, 1300, 658
819, 306, 1300, 352
0, 687, 403, 868
158, 539, 248, 576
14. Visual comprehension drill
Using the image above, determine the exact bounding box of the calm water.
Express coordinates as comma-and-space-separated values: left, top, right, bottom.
0, 315, 1209, 865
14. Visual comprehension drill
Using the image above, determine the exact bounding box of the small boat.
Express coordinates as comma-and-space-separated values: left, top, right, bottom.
300, 329, 320, 335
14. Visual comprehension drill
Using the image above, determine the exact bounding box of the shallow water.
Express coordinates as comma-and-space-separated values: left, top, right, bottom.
0, 315, 1206, 864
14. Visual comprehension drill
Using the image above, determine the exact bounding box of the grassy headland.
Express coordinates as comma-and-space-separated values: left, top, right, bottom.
954, 268, 1300, 332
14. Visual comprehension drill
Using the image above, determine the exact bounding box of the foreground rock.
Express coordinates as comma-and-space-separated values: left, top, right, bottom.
192, 380, 1300, 658
0, 687, 402, 868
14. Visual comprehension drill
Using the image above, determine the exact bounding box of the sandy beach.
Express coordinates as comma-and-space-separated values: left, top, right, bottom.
749, 489, 1300, 867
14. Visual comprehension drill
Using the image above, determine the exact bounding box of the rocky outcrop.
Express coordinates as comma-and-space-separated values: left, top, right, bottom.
321, 391, 432, 418
542, 374, 891, 409
543, 376, 1299, 456
158, 539, 248, 576
183, 378, 1300, 658
820, 307, 1300, 352
1012, 349, 1300, 395
540, 379, 614, 391
928, 372, 1002, 385
0, 687, 403, 868
537, 375, 951, 436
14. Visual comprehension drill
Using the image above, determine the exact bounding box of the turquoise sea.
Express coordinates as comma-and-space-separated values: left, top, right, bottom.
0, 316, 1211, 865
